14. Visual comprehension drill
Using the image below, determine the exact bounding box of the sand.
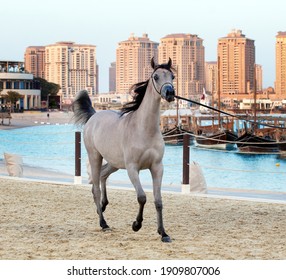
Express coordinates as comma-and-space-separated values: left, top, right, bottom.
0, 177, 285, 260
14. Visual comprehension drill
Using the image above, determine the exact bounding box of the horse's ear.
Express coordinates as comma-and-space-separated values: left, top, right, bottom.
151, 57, 156, 69
167, 57, 172, 68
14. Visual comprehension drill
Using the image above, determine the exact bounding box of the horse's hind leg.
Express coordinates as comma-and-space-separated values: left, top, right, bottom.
89, 152, 110, 230
100, 163, 118, 212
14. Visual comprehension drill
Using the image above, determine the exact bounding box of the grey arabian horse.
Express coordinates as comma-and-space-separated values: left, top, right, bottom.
72, 58, 175, 242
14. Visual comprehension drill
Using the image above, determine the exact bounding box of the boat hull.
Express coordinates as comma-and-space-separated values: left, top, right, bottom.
162, 126, 193, 145
236, 133, 279, 153
195, 131, 237, 150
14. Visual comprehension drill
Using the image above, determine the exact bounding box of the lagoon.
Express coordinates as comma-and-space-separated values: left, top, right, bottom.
0, 124, 286, 193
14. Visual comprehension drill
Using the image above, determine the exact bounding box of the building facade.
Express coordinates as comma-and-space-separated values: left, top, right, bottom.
24, 46, 46, 79
205, 61, 217, 95
0, 60, 41, 110
158, 33, 205, 100
45, 42, 98, 100
109, 62, 116, 92
255, 64, 263, 92
217, 29, 255, 97
116, 33, 158, 93
275, 31, 286, 99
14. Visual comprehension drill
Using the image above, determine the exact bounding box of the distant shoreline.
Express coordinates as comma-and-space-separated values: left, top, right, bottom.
0, 111, 74, 130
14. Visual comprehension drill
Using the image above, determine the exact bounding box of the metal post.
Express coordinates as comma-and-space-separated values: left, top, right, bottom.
181, 133, 190, 193
74, 131, 82, 184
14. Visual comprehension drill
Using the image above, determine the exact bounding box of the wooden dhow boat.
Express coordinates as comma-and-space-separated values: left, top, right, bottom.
195, 130, 237, 150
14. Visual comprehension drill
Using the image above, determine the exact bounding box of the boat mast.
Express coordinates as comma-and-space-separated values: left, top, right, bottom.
253, 63, 257, 132
176, 65, 179, 126
217, 56, 221, 129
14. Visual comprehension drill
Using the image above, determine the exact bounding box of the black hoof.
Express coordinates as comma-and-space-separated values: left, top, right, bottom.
161, 235, 172, 243
100, 220, 110, 231
102, 225, 111, 232
132, 221, 142, 232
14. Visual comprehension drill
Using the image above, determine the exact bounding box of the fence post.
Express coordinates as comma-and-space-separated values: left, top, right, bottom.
74, 131, 82, 184
182, 133, 190, 193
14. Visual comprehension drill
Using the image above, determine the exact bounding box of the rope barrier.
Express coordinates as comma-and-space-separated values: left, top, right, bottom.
22, 155, 75, 160
0, 139, 75, 145
174, 95, 286, 130
165, 130, 286, 146
199, 164, 286, 174
0, 130, 75, 136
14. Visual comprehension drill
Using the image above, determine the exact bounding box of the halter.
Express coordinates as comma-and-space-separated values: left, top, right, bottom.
151, 68, 174, 96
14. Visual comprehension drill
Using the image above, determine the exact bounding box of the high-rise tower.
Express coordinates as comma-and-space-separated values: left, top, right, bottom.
24, 46, 46, 79
116, 33, 158, 93
158, 33, 205, 100
45, 41, 97, 99
217, 29, 255, 96
275, 31, 286, 98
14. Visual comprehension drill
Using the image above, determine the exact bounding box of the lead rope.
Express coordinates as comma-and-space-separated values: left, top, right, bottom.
174, 95, 286, 130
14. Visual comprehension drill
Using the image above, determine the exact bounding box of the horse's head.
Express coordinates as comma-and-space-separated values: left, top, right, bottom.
151, 57, 175, 102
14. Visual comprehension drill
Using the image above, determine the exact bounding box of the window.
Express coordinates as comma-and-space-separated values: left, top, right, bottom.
14, 81, 19, 89
6, 81, 12, 89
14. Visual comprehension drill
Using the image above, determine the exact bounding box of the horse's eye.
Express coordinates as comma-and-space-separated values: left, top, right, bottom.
154, 74, 159, 81
171, 74, 175, 80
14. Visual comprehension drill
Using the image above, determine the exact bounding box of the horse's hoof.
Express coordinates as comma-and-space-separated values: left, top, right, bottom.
132, 221, 142, 232
102, 226, 111, 232
161, 235, 172, 243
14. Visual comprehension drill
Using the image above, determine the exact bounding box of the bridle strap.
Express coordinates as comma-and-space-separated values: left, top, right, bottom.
151, 69, 174, 95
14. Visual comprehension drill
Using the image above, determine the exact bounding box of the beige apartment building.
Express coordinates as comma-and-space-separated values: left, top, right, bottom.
44, 42, 98, 100
217, 29, 255, 98
116, 33, 158, 93
275, 31, 286, 99
24, 46, 45, 79
158, 33, 205, 100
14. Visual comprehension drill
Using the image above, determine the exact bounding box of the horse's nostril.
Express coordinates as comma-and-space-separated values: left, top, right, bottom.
166, 94, 175, 102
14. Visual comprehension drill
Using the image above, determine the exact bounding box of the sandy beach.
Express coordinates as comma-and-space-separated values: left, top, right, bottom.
0, 111, 73, 130
0, 176, 285, 260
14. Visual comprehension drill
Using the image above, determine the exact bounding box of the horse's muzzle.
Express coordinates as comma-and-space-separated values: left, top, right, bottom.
161, 84, 175, 102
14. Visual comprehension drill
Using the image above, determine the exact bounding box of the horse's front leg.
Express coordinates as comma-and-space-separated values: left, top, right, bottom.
127, 166, 146, 232
151, 163, 171, 242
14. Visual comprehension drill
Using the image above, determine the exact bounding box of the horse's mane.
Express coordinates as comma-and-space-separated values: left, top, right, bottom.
120, 62, 174, 116
120, 80, 149, 116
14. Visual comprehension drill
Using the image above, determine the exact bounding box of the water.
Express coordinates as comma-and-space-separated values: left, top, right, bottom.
1, 124, 286, 193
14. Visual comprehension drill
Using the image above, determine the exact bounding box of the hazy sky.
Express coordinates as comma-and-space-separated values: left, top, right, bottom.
1, 0, 285, 92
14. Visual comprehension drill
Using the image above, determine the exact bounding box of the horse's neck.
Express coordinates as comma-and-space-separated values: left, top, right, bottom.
135, 85, 161, 133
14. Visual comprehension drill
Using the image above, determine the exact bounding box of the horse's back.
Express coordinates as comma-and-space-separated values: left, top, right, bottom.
84, 110, 126, 168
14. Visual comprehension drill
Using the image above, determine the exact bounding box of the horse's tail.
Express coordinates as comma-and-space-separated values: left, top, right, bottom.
72, 90, 95, 126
